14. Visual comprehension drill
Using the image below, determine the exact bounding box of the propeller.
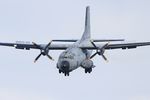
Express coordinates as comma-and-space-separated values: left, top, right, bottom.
90, 40, 109, 62
32, 41, 54, 63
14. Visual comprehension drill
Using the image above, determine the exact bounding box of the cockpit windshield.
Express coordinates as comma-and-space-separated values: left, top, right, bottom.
60, 51, 74, 59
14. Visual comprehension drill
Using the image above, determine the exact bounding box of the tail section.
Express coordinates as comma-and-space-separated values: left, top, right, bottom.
81, 6, 91, 41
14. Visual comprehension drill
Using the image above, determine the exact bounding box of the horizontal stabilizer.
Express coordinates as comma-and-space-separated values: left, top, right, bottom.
52, 39, 125, 42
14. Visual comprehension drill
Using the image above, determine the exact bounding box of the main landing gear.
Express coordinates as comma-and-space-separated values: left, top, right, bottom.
85, 68, 92, 73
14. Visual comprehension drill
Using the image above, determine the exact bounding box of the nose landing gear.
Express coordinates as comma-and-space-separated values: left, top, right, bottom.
64, 72, 69, 76
59, 70, 62, 73
58, 70, 70, 76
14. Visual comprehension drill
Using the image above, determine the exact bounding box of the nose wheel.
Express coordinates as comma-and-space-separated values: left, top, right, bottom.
59, 70, 62, 73
58, 70, 70, 76
64, 72, 69, 76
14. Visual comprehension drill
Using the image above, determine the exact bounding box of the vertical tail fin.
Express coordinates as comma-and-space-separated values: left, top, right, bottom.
81, 6, 91, 41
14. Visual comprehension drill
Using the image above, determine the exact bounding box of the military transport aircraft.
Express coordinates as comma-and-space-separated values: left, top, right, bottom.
0, 6, 150, 76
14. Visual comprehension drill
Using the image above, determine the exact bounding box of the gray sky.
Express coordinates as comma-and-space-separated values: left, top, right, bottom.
0, 0, 150, 100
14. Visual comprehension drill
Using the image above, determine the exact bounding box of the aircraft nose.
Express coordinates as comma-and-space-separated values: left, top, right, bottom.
61, 61, 70, 72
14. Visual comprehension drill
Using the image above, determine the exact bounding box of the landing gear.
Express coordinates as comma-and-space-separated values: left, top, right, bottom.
85, 68, 92, 73
85, 69, 88, 73
59, 70, 62, 73
64, 72, 69, 76
59, 70, 69, 76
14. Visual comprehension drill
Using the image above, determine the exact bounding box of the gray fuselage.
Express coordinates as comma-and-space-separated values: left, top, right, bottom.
57, 40, 92, 72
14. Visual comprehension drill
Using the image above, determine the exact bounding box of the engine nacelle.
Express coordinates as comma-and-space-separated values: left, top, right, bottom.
81, 59, 95, 69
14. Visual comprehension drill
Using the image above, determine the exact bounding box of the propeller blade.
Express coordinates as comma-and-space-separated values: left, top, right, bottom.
102, 42, 110, 49
45, 41, 52, 49
32, 42, 41, 49
102, 54, 108, 62
34, 53, 42, 63
90, 40, 97, 48
90, 41, 109, 61
33, 41, 54, 62
90, 52, 97, 59
46, 54, 54, 61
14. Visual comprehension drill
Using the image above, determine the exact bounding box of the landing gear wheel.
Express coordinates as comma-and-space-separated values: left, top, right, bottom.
64, 72, 69, 76
67, 72, 69, 76
85, 68, 92, 73
64, 72, 67, 76
59, 70, 61, 73
85, 69, 88, 73
88, 68, 92, 73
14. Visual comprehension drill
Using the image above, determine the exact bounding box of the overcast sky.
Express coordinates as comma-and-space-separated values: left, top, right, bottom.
0, 0, 150, 100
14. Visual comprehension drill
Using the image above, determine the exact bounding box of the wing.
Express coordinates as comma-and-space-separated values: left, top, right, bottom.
79, 42, 150, 50
52, 39, 124, 42
76, 42, 150, 50
105, 42, 150, 50
0, 42, 71, 50
1, 41, 150, 50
